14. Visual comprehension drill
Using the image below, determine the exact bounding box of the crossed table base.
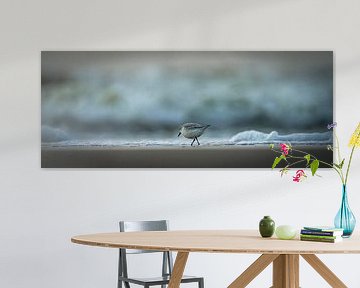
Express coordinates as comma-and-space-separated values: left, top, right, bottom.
72, 230, 357, 288
169, 252, 346, 288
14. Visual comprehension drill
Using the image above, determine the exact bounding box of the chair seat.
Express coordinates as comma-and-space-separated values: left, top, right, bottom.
119, 275, 203, 286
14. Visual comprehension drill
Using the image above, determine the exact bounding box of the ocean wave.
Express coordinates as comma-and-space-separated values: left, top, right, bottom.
230, 130, 332, 144
42, 126, 69, 143
41, 56, 332, 133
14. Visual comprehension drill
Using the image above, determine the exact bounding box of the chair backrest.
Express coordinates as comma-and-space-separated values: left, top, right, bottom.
119, 220, 169, 254
120, 220, 168, 232
118, 220, 174, 283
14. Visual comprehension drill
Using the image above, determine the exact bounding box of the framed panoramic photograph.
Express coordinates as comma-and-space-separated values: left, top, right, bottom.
41, 51, 333, 168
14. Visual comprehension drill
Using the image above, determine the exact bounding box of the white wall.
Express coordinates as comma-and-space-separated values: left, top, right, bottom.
1, 0, 360, 287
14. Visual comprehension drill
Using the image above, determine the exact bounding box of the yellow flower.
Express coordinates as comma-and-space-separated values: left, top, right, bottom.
349, 122, 360, 147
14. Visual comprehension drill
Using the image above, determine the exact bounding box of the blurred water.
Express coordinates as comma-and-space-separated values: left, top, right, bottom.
42, 129, 332, 147
41, 51, 333, 146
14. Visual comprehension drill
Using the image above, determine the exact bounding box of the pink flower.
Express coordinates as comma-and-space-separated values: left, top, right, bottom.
293, 169, 306, 182
280, 143, 289, 156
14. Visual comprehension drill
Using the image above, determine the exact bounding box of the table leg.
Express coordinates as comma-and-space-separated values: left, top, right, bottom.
168, 252, 189, 288
272, 254, 299, 288
301, 254, 347, 288
229, 253, 348, 288
228, 254, 279, 288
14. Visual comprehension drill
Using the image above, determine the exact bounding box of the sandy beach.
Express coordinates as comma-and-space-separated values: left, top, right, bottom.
41, 145, 332, 168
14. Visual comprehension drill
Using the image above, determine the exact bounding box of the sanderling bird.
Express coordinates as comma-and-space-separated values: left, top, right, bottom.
178, 123, 210, 146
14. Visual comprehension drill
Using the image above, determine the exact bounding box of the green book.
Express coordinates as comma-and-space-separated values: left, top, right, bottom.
300, 236, 342, 243
300, 234, 340, 240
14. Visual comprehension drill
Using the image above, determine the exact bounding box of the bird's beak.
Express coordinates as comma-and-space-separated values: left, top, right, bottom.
178, 132, 181, 137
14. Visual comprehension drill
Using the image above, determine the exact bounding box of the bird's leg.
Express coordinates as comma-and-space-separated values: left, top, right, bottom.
191, 138, 196, 146
195, 137, 200, 145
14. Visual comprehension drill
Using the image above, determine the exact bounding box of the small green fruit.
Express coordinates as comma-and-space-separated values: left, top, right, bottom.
275, 225, 297, 240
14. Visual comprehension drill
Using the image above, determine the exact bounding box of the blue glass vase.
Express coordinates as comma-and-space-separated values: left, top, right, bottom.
334, 185, 356, 237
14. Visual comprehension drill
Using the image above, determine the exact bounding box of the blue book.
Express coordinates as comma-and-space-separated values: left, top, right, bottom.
302, 226, 343, 237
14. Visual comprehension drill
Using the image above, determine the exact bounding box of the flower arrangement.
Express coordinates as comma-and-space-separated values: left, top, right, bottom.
270, 122, 360, 185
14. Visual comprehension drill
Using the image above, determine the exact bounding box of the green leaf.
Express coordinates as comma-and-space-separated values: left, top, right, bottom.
334, 159, 345, 169
310, 159, 319, 176
304, 154, 311, 165
272, 154, 285, 169
280, 166, 289, 177
272, 157, 281, 169
269, 144, 274, 149
339, 158, 345, 169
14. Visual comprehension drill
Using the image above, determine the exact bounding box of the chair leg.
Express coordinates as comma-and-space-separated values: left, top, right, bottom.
118, 250, 123, 288
161, 252, 168, 288
198, 278, 204, 288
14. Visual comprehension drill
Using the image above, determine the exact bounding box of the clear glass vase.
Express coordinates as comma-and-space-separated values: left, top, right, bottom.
334, 185, 356, 237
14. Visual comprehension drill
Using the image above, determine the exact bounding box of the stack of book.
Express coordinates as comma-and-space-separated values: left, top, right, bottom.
300, 226, 344, 243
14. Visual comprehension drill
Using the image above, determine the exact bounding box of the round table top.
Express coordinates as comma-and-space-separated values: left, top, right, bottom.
71, 230, 360, 254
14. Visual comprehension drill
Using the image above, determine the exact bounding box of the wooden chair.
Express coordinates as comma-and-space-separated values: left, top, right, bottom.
118, 220, 204, 288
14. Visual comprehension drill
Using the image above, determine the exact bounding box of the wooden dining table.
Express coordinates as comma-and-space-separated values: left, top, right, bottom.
71, 230, 360, 288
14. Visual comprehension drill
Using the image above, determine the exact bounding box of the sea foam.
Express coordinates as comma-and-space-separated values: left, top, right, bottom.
230, 130, 332, 145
